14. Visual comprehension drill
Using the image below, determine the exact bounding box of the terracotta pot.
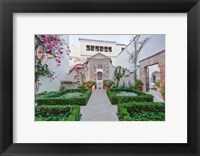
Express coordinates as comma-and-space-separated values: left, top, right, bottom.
104, 85, 111, 90
136, 88, 142, 91
87, 84, 94, 89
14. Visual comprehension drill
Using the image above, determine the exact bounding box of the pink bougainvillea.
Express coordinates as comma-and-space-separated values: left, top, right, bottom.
36, 35, 70, 67
69, 63, 87, 74
68, 63, 87, 83
35, 35, 70, 86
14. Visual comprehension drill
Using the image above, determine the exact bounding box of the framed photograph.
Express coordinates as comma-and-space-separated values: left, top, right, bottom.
0, 0, 200, 155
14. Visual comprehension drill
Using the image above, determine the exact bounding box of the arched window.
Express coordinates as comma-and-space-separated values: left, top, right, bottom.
153, 75, 156, 83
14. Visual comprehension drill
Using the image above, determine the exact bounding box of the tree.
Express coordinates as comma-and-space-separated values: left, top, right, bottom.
126, 35, 150, 81
35, 35, 69, 93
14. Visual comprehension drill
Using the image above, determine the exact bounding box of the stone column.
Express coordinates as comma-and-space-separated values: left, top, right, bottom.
140, 65, 147, 92
159, 52, 165, 88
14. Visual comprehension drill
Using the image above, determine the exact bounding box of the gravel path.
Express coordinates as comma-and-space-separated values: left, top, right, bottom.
80, 89, 119, 121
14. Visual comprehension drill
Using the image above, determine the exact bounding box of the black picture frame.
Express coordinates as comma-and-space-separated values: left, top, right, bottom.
0, 0, 200, 155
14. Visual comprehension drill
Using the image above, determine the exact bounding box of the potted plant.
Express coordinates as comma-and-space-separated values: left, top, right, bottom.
103, 79, 114, 90
161, 83, 165, 101
134, 79, 143, 91
154, 80, 160, 91
86, 81, 95, 89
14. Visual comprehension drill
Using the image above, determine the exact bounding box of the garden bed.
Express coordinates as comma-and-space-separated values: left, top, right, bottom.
117, 102, 165, 121
107, 87, 154, 104
36, 89, 92, 106
35, 105, 81, 121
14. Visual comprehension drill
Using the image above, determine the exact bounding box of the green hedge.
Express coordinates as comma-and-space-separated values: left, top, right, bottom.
35, 105, 81, 121
118, 102, 165, 121
107, 87, 153, 104
36, 89, 92, 106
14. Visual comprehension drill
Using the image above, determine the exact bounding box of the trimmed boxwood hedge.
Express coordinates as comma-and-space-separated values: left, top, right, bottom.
107, 87, 153, 104
36, 89, 92, 106
118, 102, 165, 121
35, 105, 81, 121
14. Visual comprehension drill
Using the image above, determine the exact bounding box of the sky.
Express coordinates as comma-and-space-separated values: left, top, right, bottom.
69, 35, 133, 46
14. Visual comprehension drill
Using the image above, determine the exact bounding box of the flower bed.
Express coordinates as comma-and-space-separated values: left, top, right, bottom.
36, 89, 92, 106
118, 102, 165, 121
35, 105, 81, 121
107, 87, 153, 104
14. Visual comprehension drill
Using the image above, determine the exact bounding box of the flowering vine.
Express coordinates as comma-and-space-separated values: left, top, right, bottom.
35, 35, 69, 93
69, 63, 87, 83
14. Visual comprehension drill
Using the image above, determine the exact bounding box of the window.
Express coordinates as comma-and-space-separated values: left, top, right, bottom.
153, 75, 156, 83
91, 46, 94, 51
86, 45, 112, 52
95, 46, 99, 51
86, 45, 90, 51
108, 47, 112, 52
104, 47, 108, 52
100, 46, 103, 52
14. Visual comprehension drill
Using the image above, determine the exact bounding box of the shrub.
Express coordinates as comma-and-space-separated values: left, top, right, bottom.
36, 91, 57, 99
107, 87, 153, 104
78, 82, 88, 90
86, 81, 95, 85
161, 84, 165, 96
118, 102, 165, 121
86, 81, 95, 89
154, 80, 160, 88
36, 89, 92, 106
103, 79, 114, 87
60, 80, 72, 84
134, 79, 143, 89
35, 105, 81, 121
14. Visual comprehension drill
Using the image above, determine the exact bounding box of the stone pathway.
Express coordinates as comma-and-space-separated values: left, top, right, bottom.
147, 90, 164, 102
80, 89, 119, 121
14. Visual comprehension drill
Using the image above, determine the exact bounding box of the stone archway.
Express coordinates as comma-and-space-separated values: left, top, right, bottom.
139, 50, 165, 92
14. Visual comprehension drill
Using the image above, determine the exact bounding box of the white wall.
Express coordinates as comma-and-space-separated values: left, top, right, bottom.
113, 34, 165, 75
38, 35, 70, 93
80, 39, 126, 58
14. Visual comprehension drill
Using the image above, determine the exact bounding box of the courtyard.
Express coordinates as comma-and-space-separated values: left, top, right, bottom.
35, 34, 165, 121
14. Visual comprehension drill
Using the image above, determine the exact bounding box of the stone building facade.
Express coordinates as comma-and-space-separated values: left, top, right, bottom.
86, 53, 114, 88
66, 52, 135, 89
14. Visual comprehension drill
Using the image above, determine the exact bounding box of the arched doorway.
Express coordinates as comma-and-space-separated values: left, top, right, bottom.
97, 72, 102, 80
96, 72, 103, 89
139, 50, 165, 92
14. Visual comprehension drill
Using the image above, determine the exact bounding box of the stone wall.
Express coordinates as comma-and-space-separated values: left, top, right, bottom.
139, 50, 165, 91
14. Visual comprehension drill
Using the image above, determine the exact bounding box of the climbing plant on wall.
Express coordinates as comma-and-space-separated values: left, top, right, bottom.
35, 35, 69, 93
69, 63, 87, 83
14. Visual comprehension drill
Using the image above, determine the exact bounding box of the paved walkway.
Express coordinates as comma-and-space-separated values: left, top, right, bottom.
147, 90, 164, 102
80, 89, 118, 121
